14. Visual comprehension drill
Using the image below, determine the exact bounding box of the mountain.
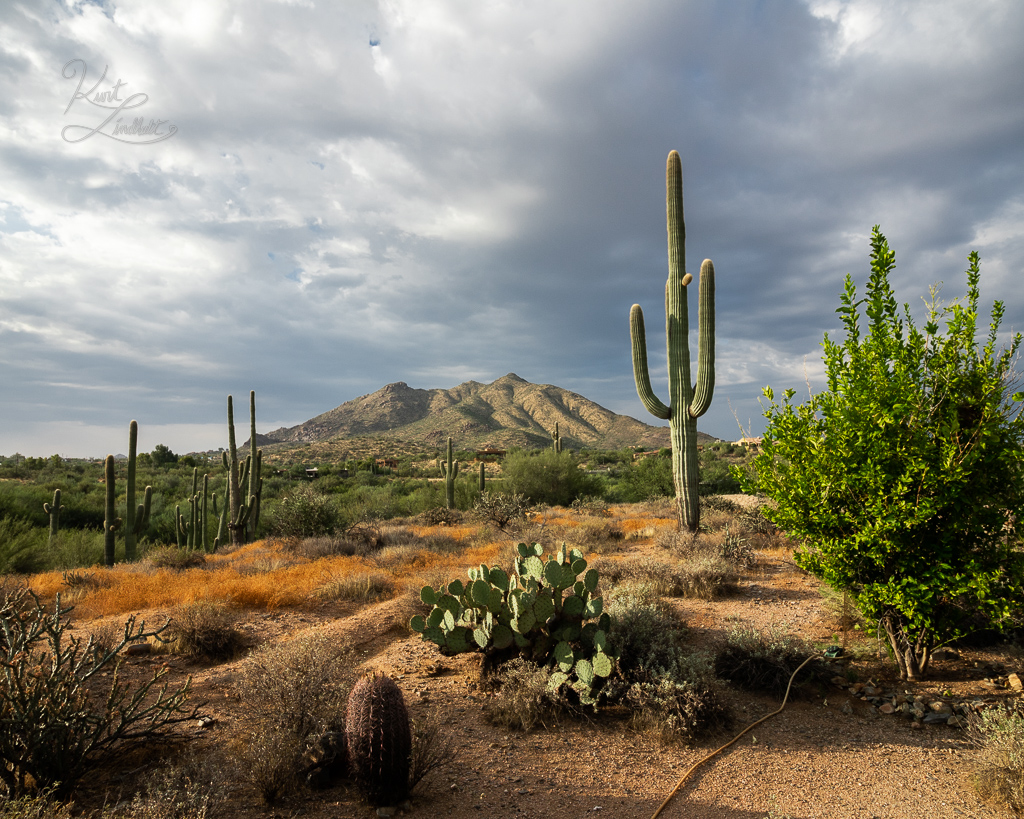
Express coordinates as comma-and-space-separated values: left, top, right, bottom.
258, 373, 711, 453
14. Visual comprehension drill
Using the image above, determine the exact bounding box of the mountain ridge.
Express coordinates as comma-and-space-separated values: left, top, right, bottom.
257, 373, 712, 452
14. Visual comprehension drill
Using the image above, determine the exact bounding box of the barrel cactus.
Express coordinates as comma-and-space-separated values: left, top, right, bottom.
345, 673, 411, 807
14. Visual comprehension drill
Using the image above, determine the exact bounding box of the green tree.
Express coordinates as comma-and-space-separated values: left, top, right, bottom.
151, 444, 177, 467
618, 452, 674, 502
500, 450, 604, 507
742, 227, 1024, 680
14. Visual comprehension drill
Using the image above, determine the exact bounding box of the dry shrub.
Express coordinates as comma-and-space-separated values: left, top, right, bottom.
482, 658, 560, 732
606, 586, 728, 744
420, 532, 464, 555
287, 535, 373, 560
568, 519, 624, 554
675, 552, 739, 599
659, 526, 756, 575
233, 726, 303, 806
236, 631, 354, 738
602, 555, 681, 597
699, 506, 738, 532
714, 626, 820, 697
107, 752, 224, 819
968, 703, 1024, 815
234, 632, 355, 800
144, 546, 207, 571
0, 790, 74, 819
161, 601, 247, 660
312, 570, 395, 603
237, 556, 297, 575
370, 544, 419, 570
699, 495, 742, 515
409, 711, 458, 791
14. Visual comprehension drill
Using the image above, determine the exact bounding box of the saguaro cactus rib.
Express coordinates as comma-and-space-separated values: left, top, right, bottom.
629, 150, 716, 532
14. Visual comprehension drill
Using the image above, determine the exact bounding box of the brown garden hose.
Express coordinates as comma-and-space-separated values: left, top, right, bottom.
650, 654, 819, 819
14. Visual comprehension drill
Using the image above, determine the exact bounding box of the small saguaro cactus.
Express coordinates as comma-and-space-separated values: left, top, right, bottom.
438, 436, 459, 509
478, 461, 486, 493
345, 673, 412, 807
103, 455, 123, 567
630, 150, 716, 532
124, 420, 153, 561
43, 489, 64, 546
225, 392, 262, 546
551, 422, 562, 453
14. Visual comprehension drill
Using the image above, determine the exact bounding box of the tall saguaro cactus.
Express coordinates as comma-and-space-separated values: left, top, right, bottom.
439, 436, 458, 509
630, 150, 716, 532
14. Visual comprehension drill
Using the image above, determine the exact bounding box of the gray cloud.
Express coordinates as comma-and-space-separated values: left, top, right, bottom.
1, 0, 1022, 457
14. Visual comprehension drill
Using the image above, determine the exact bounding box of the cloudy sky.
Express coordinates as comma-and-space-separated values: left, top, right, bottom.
2, 0, 1023, 458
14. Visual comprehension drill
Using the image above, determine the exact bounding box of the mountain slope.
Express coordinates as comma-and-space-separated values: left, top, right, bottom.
259, 373, 708, 451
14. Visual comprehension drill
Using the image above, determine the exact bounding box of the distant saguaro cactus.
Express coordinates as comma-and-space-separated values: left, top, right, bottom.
103, 455, 122, 567
345, 673, 411, 807
225, 392, 262, 546
629, 150, 716, 532
43, 489, 64, 546
551, 422, 562, 453
124, 420, 152, 561
438, 437, 459, 509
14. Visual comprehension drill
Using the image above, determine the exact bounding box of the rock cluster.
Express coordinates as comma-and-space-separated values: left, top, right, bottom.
830, 675, 1014, 727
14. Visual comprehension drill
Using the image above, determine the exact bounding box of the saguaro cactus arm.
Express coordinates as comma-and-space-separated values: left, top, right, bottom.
690, 258, 716, 418
629, 304, 671, 420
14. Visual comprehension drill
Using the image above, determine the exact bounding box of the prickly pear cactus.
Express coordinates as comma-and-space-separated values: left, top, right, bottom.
345, 673, 411, 807
410, 543, 616, 705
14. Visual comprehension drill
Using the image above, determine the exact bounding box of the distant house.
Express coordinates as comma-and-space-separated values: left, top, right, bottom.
475, 449, 506, 461
305, 467, 319, 480
735, 437, 762, 452
376, 458, 399, 469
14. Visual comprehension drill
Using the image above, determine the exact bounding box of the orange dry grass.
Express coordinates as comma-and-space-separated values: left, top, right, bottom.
618, 516, 675, 535
404, 524, 476, 540
24, 537, 505, 619
532, 513, 580, 529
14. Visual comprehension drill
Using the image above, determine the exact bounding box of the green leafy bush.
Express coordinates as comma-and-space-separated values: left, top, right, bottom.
743, 228, 1024, 680
264, 484, 344, 539
499, 450, 604, 507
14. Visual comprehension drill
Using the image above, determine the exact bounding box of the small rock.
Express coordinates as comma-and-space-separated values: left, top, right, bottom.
878, 703, 895, 715
376, 807, 396, 818
1009, 673, 1023, 692
123, 642, 151, 656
